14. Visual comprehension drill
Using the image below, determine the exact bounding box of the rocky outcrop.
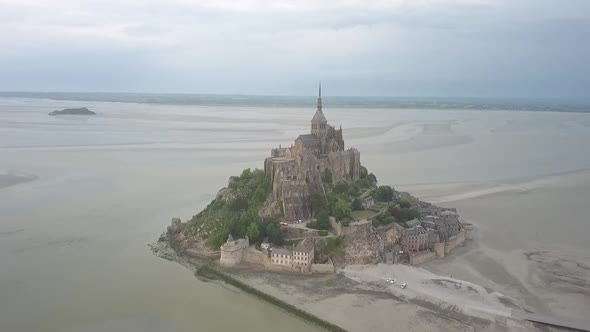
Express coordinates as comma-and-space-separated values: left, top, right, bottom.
342, 223, 384, 265
49, 107, 96, 115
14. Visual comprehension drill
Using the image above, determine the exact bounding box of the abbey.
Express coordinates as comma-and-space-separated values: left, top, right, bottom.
264, 84, 361, 222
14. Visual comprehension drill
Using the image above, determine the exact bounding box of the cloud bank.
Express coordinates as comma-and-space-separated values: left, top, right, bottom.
0, 0, 588, 98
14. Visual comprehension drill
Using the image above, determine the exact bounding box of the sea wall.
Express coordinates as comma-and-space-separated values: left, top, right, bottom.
444, 230, 465, 254
463, 223, 474, 240
243, 247, 270, 266
195, 265, 347, 332
310, 257, 335, 273
311, 263, 335, 274
185, 248, 221, 260
409, 250, 436, 265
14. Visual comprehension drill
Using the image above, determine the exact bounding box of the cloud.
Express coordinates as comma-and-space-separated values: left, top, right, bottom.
0, 0, 588, 98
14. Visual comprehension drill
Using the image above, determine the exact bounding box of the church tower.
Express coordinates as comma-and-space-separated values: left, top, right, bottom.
311, 82, 328, 137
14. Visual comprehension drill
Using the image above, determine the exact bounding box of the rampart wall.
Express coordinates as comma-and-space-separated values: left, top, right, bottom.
409, 250, 436, 265
444, 230, 465, 254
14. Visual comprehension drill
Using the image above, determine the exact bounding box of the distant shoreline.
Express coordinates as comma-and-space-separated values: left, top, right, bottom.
1, 91, 588, 113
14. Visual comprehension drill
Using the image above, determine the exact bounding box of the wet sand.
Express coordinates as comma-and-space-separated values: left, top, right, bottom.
406, 170, 590, 322
2, 97, 590, 331
0, 172, 38, 188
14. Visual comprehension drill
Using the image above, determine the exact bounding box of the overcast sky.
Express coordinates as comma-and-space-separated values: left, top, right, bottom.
0, 0, 588, 98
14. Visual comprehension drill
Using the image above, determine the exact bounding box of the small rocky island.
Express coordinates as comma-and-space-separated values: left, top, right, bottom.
49, 107, 96, 116
156, 85, 473, 274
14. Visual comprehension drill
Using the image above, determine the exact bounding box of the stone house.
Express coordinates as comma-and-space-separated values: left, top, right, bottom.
293, 238, 314, 270
270, 238, 315, 271
271, 248, 293, 266
361, 196, 375, 209
404, 225, 429, 252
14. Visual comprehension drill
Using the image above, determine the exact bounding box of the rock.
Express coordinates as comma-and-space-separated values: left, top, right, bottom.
167, 224, 179, 234
49, 107, 96, 116
342, 223, 384, 265
175, 233, 186, 243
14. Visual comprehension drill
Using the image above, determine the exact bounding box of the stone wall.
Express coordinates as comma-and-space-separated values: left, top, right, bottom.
220, 238, 249, 266
311, 261, 335, 274
185, 249, 221, 260
463, 223, 474, 240
243, 247, 270, 266
433, 242, 445, 258
444, 230, 465, 254
409, 250, 436, 265
377, 223, 403, 249
329, 216, 342, 236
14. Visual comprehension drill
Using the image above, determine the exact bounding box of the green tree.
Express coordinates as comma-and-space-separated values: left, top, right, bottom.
246, 222, 260, 241
352, 197, 363, 211
399, 198, 412, 209
367, 173, 377, 187
325, 236, 344, 254
307, 209, 330, 230
309, 193, 327, 215
322, 169, 333, 185
332, 199, 352, 220
266, 222, 285, 246
333, 182, 349, 194
371, 212, 396, 227
373, 185, 394, 202
360, 165, 368, 179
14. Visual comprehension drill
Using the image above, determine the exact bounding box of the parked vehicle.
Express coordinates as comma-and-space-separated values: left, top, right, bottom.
400, 283, 407, 289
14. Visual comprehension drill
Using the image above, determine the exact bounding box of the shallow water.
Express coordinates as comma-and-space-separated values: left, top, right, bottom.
1, 97, 590, 331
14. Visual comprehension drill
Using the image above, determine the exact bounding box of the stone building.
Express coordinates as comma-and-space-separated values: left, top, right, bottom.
361, 196, 376, 209
271, 248, 293, 267
404, 225, 429, 252
293, 238, 315, 270
220, 234, 249, 267
270, 238, 315, 271
264, 83, 361, 222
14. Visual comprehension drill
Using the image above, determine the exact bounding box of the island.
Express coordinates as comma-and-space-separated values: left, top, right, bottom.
151, 85, 545, 332
48, 107, 96, 116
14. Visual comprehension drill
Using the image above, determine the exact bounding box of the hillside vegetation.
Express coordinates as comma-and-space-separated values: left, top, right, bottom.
184, 165, 419, 250
185, 168, 283, 249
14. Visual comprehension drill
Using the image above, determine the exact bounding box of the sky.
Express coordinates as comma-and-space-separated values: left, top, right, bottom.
0, 0, 589, 98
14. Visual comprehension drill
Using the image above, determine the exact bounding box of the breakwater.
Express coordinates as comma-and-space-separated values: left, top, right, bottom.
195, 265, 347, 332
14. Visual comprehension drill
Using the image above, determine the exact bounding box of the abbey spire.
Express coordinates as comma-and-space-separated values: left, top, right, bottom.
317, 81, 322, 112
311, 81, 327, 136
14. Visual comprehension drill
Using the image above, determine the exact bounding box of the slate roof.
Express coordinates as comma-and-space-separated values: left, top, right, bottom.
312, 109, 327, 123
297, 134, 321, 147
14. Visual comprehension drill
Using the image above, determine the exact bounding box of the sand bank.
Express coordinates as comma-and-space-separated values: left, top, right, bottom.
0, 171, 38, 188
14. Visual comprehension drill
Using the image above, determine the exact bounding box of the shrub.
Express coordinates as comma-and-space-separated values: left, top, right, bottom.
318, 230, 328, 236
325, 236, 344, 254
367, 173, 377, 187
399, 198, 412, 209
371, 212, 396, 227
352, 198, 363, 211
373, 185, 394, 202
322, 169, 333, 185
360, 165, 368, 179
332, 199, 352, 220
